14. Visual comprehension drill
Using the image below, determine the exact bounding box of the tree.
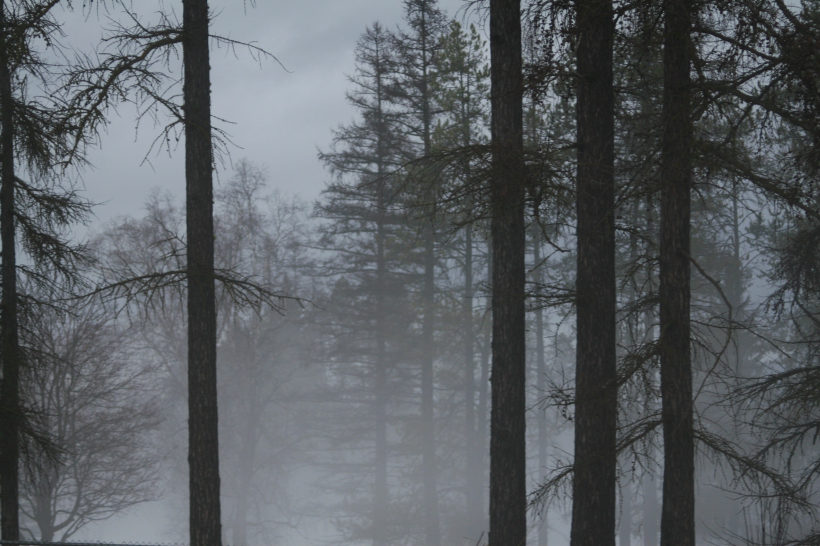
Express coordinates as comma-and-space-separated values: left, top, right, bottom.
19, 299, 162, 542
488, 2, 527, 546
316, 22, 416, 546
214, 161, 316, 546
93, 160, 315, 545
570, 0, 617, 544
658, 0, 695, 542
392, 4, 449, 543
61, 4, 282, 544
1, 2, 22, 537
181, 2, 222, 545
431, 20, 490, 542
0, 2, 92, 538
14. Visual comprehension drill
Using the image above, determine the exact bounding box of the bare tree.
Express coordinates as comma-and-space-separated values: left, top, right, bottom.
19, 299, 162, 542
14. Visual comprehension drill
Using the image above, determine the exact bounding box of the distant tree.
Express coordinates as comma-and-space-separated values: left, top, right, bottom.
19, 299, 162, 542
391, 3, 448, 543
316, 22, 417, 546
93, 161, 314, 544
431, 19, 490, 542
215, 161, 316, 546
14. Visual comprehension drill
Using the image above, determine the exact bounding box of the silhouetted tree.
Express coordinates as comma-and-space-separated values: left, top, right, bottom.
20, 299, 162, 542
570, 0, 617, 544
0, 2, 92, 537
316, 22, 416, 546
488, 2, 527, 546
658, 0, 695, 543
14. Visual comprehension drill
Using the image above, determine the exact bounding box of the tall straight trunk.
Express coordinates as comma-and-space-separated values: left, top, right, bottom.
413, 19, 442, 546
488, 2, 526, 545
464, 222, 482, 541
0, 0, 20, 540
659, 0, 694, 542
570, 0, 617, 543
726, 180, 743, 539
534, 227, 548, 546
477, 244, 491, 537
183, 2, 222, 546
231, 399, 261, 546
374, 212, 389, 546
373, 42, 390, 546
643, 460, 660, 546
421, 228, 439, 546
619, 486, 632, 546
418, 9, 441, 540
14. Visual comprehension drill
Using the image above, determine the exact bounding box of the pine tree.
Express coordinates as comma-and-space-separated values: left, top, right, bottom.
431, 20, 490, 541
658, 0, 695, 542
316, 23, 415, 546
0, 2, 92, 537
488, 1, 527, 545
570, 0, 618, 543
391, 4, 449, 543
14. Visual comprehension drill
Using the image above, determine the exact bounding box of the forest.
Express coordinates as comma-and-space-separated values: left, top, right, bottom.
1, 0, 820, 545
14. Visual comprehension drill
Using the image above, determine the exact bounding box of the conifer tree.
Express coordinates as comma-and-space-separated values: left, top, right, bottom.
571, 0, 617, 542
488, 1, 527, 545
0, 2, 92, 537
431, 20, 490, 541
317, 22, 415, 546
659, 0, 694, 542
392, 3, 448, 543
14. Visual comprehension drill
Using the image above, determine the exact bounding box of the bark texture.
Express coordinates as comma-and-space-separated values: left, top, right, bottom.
488, 2, 526, 546
183, 1, 222, 545
0, 0, 19, 539
570, 0, 617, 544
659, 0, 694, 542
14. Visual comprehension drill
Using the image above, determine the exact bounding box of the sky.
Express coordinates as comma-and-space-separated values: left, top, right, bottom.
60, 1, 473, 542
59, 0, 473, 231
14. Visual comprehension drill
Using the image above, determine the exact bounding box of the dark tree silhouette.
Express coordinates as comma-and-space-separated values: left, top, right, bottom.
182, 2, 222, 546
488, 1, 527, 546
0, 2, 92, 537
0, 1, 21, 539
659, 0, 694, 543
20, 300, 162, 542
570, 0, 617, 544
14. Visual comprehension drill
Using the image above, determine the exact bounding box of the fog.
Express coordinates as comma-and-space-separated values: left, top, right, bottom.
6, 1, 820, 546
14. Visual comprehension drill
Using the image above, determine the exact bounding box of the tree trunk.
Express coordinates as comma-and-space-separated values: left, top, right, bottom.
183, 1, 222, 545
418, 8, 441, 541
464, 222, 482, 543
619, 486, 632, 546
374, 211, 389, 546
373, 48, 390, 546
488, 2, 526, 546
0, 0, 20, 540
477, 243, 491, 538
659, 0, 694, 542
534, 226, 548, 546
570, 0, 617, 544
421, 224, 440, 546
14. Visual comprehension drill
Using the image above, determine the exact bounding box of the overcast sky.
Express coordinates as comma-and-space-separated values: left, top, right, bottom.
60, 0, 473, 231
